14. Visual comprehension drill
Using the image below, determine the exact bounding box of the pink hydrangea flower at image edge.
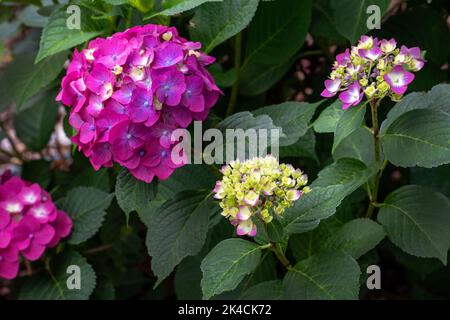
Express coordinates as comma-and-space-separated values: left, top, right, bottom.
0, 171, 72, 280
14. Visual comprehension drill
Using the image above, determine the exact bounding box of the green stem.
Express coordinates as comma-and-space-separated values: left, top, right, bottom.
225, 32, 242, 117
366, 178, 380, 219
371, 99, 380, 163
371, 202, 383, 208
366, 99, 382, 219
45, 258, 65, 298
270, 243, 292, 269
297, 49, 323, 59
84, 244, 112, 255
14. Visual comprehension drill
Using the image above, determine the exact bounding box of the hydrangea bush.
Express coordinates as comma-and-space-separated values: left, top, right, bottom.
0, 0, 449, 301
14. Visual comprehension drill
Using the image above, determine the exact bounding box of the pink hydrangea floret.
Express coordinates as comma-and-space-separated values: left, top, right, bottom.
57, 24, 222, 183
0, 171, 72, 280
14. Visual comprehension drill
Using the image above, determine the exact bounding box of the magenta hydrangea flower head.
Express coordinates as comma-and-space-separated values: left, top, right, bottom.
213, 156, 310, 237
321, 35, 425, 109
0, 171, 72, 280
57, 24, 222, 183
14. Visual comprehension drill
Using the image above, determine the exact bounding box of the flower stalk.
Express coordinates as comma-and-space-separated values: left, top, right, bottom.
226, 32, 242, 117
270, 242, 292, 269
370, 99, 381, 163
366, 99, 382, 219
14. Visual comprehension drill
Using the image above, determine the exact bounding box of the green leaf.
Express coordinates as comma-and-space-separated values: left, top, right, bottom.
209, 65, 237, 88
147, 191, 218, 285
241, 280, 283, 300
332, 103, 366, 153
378, 185, 450, 264
389, 243, 444, 280
253, 101, 321, 146
128, 0, 155, 13
19, 251, 96, 300
333, 127, 377, 166
158, 164, 217, 198
242, 0, 312, 67
175, 255, 203, 300
189, 0, 259, 53
103, 0, 129, 4
312, 158, 375, 189
310, 0, 346, 42
410, 165, 450, 197
137, 193, 167, 227
72, 167, 111, 192
279, 129, 318, 163
282, 158, 375, 234
200, 238, 265, 299
21, 160, 51, 189
289, 220, 340, 261
254, 219, 284, 245
218, 111, 278, 131
115, 168, 157, 220
379, 85, 450, 168
138, 164, 216, 226
174, 220, 235, 299
321, 218, 385, 259
218, 111, 281, 149
282, 187, 346, 234
330, 0, 390, 43
377, 7, 450, 65
313, 100, 344, 133
238, 0, 312, 96
283, 251, 361, 299
57, 187, 114, 245
239, 55, 294, 96
217, 111, 282, 160
381, 84, 450, 131
239, 252, 278, 292
289, 199, 354, 261
145, 0, 214, 19
14, 90, 58, 151
3, 52, 67, 109
36, 5, 107, 63
380, 109, 450, 168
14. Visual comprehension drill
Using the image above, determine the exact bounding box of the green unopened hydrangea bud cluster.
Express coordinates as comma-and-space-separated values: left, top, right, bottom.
212, 155, 310, 237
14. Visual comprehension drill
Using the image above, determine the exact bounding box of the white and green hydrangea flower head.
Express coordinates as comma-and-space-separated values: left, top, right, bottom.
213, 155, 310, 237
